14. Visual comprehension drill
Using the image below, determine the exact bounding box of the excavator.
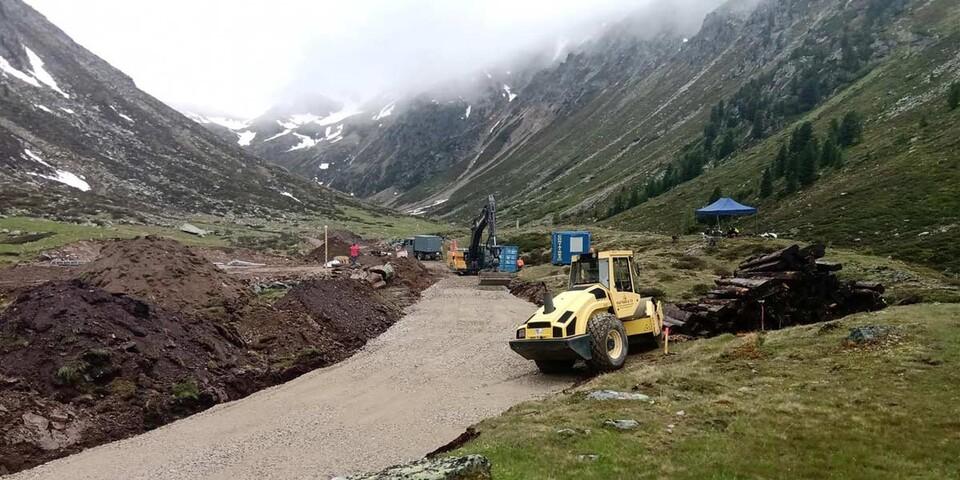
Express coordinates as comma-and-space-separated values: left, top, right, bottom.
447, 195, 514, 286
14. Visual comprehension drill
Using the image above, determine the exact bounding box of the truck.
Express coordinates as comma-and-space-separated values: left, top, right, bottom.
404, 235, 443, 260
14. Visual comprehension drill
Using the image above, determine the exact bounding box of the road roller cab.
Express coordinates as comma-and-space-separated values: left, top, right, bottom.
509, 250, 663, 373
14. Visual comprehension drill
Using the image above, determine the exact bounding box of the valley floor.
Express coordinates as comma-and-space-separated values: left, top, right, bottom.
6, 275, 570, 480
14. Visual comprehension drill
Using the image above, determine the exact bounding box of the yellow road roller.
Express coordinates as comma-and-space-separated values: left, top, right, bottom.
509, 250, 663, 373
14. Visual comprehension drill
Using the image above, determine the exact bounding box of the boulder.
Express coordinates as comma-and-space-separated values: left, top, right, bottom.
344, 455, 491, 480
603, 419, 640, 431
586, 390, 651, 401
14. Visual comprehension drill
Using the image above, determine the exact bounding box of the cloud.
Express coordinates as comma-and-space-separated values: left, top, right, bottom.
26, 0, 722, 118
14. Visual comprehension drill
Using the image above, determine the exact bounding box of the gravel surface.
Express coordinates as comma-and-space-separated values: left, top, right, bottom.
8, 275, 571, 480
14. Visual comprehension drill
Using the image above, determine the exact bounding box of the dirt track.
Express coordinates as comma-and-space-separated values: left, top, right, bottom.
8, 273, 571, 480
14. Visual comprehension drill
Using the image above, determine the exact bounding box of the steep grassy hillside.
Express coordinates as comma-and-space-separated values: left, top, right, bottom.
452, 304, 960, 478
609, 0, 960, 274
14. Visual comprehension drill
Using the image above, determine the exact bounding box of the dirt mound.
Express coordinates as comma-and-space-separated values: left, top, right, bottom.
390, 256, 438, 294
508, 279, 548, 306
274, 279, 401, 351
79, 236, 251, 316
0, 280, 256, 473
305, 237, 353, 261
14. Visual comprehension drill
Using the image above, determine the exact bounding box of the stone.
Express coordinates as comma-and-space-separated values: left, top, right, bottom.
576, 454, 599, 463
556, 427, 590, 437
844, 325, 891, 345
587, 390, 651, 401
603, 419, 640, 431
346, 454, 491, 480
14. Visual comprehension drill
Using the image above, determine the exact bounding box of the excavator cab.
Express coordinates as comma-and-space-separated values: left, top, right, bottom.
509, 250, 663, 373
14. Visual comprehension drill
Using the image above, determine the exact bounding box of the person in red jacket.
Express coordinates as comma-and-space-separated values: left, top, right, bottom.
349, 242, 361, 266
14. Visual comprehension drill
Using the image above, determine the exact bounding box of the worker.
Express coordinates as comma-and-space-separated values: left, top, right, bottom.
517, 257, 525, 270
349, 242, 361, 266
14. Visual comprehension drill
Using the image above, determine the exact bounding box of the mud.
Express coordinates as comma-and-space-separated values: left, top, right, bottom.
508, 279, 548, 306
0, 235, 436, 475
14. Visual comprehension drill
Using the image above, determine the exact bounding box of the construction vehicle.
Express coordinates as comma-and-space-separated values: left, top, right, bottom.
449, 195, 514, 285
509, 250, 663, 373
403, 235, 442, 260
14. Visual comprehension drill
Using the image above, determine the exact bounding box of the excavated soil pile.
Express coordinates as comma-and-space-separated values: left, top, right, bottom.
305, 237, 353, 261
274, 279, 402, 351
508, 279, 548, 306
0, 280, 256, 474
80, 236, 251, 316
389, 256, 438, 294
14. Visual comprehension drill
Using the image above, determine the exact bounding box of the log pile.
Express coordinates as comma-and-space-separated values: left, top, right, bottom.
664, 244, 886, 337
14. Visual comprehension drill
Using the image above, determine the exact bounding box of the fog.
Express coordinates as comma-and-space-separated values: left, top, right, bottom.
26, 0, 725, 119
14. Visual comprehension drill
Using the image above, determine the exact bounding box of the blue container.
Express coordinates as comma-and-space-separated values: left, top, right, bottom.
499, 245, 519, 273
551, 231, 591, 265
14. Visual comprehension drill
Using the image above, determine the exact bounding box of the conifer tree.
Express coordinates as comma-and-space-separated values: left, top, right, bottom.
949, 82, 960, 111
759, 168, 773, 198
709, 186, 723, 203
774, 143, 789, 178
798, 141, 818, 186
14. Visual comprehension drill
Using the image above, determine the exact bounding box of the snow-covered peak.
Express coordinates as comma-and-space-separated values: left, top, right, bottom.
186, 112, 249, 130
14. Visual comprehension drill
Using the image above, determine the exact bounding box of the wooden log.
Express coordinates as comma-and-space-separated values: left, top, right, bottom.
716, 277, 773, 289
739, 245, 800, 270
708, 286, 752, 298
736, 271, 804, 280
738, 259, 791, 273
815, 260, 842, 272
798, 243, 826, 260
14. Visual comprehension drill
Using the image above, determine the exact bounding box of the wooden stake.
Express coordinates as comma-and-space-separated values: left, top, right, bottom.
324, 225, 328, 265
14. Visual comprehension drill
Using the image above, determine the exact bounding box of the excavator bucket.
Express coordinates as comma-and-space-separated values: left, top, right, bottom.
478, 271, 514, 286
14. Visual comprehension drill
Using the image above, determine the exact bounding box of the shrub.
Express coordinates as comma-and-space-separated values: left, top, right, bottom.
172, 379, 200, 401
690, 284, 713, 296
109, 378, 137, 399
55, 365, 81, 386
674, 255, 708, 270
638, 287, 666, 298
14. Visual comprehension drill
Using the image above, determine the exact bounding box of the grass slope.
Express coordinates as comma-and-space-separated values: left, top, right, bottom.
453, 304, 960, 479
610, 1, 960, 274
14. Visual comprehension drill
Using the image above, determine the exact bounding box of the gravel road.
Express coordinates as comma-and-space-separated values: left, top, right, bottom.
8, 275, 571, 480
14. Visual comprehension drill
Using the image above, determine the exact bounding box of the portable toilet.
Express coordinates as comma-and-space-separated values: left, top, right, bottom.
551, 231, 591, 265
498, 245, 519, 273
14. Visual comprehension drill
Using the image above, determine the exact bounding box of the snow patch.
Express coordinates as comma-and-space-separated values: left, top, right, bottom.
110, 106, 134, 123
319, 163, 330, 170
287, 133, 319, 151
464, 105, 472, 119
280, 191, 302, 203
24, 47, 69, 98
59, 107, 75, 114
324, 124, 344, 142
33, 104, 53, 113
316, 106, 362, 126
277, 119, 298, 130
372, 102, 395, 121
237, 130, 256, 146
502, 84, 517, 102
29, 170, 90, 191
23, 149, 53, 168
407, 198, 448, 216
263, 129, 292, 142
0, 55, 41, 87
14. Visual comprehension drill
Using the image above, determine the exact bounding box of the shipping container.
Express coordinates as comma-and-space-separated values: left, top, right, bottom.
551, 231, 591, 265
499, 245, 519, 273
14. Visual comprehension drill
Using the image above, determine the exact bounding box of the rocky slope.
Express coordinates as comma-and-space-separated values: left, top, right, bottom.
0, 0, 364, 221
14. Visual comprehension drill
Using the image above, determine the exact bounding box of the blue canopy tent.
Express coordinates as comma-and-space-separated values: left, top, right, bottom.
696, 197, 758, 234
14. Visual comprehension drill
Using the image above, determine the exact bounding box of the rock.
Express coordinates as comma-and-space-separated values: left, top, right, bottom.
179, 223, 209, 237
576, 454, 599, 463
366, 272, 384, 284
371, 281, 387, 290
587, 390, 651, 401
844, 325, 891, 345
345, 454, 491, 479
556, 427, 590, 437
603, 419, 639, 431
675, 410, 685, 417
370, 263, 395, 281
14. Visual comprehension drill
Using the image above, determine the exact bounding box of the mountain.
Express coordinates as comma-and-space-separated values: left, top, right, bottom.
0, 0, 365, 221
208, 0, 959, 273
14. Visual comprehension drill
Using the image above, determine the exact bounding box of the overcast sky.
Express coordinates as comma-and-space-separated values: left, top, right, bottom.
26, 1, 713, 119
